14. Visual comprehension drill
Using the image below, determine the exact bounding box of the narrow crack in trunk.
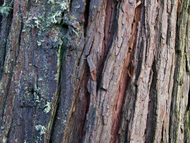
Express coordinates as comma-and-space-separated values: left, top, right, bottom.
45, 38, 67, 142
145, 59, 158, 143
84, 0, 90, 37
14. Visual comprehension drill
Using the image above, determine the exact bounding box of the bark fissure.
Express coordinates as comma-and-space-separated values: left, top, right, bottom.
134, 2, 145, 83
45, 37, 67, 142
6, 119, 13, 143
145, 59, 158, 143
48, 46, 68, 141
187, 89, 190, 111
62, 59, 91, 142
97, 0, 117, 91
169, 78, 177, 142
81, 89, 90, 139
17, 0, 23, 61
0, 0, 3, 30
84, 0, 90, 37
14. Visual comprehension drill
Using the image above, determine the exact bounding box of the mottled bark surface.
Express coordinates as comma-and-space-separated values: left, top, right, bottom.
0, 0, 190, 142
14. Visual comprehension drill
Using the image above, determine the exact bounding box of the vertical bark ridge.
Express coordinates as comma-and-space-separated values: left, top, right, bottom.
62, 0, 115, 142
111, 1, 142, 142
169, 0, 190, 142
0, 0, 23, 141
76, 0, 119, 142
0, 0, 13, 79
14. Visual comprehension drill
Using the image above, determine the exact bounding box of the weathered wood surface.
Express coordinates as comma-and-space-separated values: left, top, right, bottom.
0, 0, 190, 142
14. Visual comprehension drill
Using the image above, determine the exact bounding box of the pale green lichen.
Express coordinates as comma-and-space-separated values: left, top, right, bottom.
38, 77, 43, 81
35, 125, 46, 135
26, 17, 34, 28
37, 41, 41, 46
75, 5, 80, 9
33, 17, 41, 28
44, 102, 51, 113
46, 1, 68, 26
34, 92, 40, 102
0, 6, 12, 15
71, 28, 79, 36
50, 11, 62, 23
56, 2, 68, 10
62, 119, 67, 125
3, 137, 7, 143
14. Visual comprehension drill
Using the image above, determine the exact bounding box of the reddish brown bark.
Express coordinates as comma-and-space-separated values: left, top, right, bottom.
0, 0, 190, 143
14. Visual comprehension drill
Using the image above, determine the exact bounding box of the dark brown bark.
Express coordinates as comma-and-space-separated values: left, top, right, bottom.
0, 0, 190, 142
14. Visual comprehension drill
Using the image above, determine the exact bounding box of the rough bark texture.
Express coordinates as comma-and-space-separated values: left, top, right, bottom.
0, 0, 190, 142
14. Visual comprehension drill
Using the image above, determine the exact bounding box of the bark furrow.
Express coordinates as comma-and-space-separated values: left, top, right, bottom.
0, 0, 190, 143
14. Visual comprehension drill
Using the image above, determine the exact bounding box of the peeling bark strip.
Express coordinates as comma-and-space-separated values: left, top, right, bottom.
0, 0, 190, 142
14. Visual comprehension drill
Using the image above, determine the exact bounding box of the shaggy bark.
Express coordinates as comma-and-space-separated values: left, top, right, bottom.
0, 0, 190, 142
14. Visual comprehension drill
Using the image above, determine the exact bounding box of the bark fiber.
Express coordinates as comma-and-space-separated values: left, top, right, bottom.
0, 0, 190, 142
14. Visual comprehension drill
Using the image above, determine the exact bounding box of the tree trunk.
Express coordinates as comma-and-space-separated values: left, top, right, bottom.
0, 0, 189, 142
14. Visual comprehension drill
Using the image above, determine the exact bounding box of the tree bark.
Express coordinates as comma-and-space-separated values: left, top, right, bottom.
0, 0, 190, 142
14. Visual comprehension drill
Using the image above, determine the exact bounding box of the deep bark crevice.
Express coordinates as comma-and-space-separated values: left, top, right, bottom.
62, 59, 90, 143
145, 59, 158, 143
84, 0, 90, 37
166, 10, 171, 46
47, 38, 67, 142
135, 1, 145, 83
17, 0, 23, 59
81, 89, 90, 140
161, 123, 164, 142
175, 0, 182, 56
69, 0, 73, 12
187, 89, 190, 112
6, 119, 13, 143
48, 33, 69, 142
122, 85, 137, 143
78, 61, 91, 142
49, 97, 61, 143
0, 0, 3, 31
97, 0, 117, 91
169, 69, 177, 143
